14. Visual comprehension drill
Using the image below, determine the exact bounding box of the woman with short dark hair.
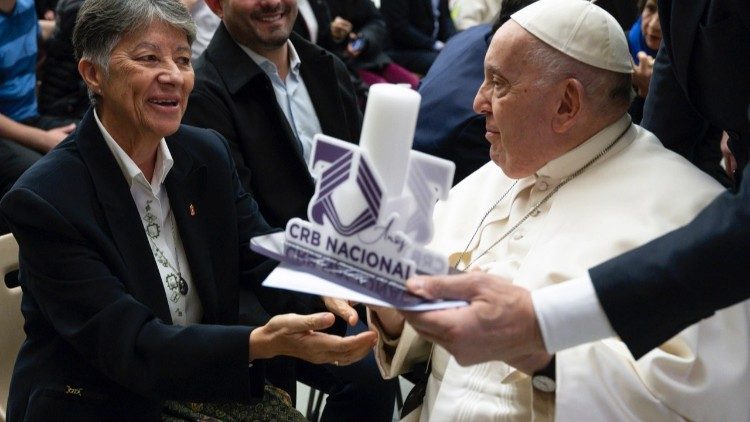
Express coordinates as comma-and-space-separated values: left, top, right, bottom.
0, 0, 376, 419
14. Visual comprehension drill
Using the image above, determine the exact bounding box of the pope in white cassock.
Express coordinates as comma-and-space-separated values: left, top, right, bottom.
368, 0, 750, 420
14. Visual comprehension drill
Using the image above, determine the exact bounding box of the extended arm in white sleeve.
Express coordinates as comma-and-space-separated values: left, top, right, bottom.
531, 275, 616, 353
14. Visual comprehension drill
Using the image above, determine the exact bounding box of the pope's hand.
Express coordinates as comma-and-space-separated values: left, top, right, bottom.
402, 273, 551, 373
249, 312, 377, 366
323, 296, 359, 326
367, 305, 405, 338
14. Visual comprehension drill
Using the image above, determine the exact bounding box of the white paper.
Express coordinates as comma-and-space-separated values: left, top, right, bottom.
261, 263, 467, 311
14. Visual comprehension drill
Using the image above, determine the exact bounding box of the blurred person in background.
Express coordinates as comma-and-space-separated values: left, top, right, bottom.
381, 0, 456, 74
0, 0, 76, 234
627, 0, 659, 123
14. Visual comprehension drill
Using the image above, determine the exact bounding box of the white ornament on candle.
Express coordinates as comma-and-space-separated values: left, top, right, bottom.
359, 83, 421, 198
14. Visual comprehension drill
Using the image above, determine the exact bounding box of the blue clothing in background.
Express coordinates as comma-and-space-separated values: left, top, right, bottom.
627, 16, 658, 63
0, 0, 39, 122
626, 16, 656, 124
413, 24, 491, 185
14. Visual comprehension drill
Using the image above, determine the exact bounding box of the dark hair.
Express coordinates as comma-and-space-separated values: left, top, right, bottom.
73, 0, 195, 67
637, 0, 659, 12
73, 0, 196, 105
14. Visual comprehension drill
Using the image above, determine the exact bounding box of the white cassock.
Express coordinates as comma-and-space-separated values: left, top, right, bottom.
370, 115, 750, 421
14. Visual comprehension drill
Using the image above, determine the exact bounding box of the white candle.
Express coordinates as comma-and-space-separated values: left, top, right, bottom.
359, 84, 421, 197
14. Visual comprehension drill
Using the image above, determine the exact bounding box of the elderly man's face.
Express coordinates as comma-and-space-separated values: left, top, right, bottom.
215, 0, 297, 53
97, 21, 194, 144
473, 21, 560, 178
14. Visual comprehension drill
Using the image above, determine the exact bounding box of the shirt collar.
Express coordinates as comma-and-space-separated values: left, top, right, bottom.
535, 114, 632, 181
239, 40, 301, 78
94, 108, 174, 193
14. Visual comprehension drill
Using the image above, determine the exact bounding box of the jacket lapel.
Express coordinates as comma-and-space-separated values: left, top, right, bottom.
207, 24, 262, 97
76, 110, 172, 322
208, 25, 310, 164
164, 135, 219, 323
294, 33, 352, 141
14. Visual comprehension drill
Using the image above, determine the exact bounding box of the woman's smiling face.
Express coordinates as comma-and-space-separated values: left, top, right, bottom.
95, 20, 194, 145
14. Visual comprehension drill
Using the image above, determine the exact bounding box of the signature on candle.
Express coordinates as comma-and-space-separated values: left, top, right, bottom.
358, 218, 407, 253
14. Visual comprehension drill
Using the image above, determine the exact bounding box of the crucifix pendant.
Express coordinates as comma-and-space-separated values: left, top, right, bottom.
178, 275, 189, 295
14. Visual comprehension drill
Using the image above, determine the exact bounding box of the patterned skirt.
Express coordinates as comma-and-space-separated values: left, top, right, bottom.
162, 385, 308, 422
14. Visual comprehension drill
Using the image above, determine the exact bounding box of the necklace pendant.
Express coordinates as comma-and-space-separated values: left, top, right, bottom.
178, 275, 189, 295
146, 222, 160, 239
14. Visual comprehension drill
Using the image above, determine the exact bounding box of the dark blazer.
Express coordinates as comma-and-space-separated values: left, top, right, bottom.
641, 0, 750, 184
183, 24, 361, 229
38, 0, 89, 120
591, 0, 750, 358
413, 24, 491, 185
294, 0, 391, 70
0, 109, 296, 420
293, 0, 338, 52
380, 0, 456, 50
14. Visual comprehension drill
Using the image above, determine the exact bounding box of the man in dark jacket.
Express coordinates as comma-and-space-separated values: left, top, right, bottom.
380, 0, 456, 74
37, 0, 89, 121
183, 0, 397, 420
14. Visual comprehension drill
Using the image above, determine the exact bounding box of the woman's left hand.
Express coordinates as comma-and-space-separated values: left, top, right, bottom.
250, 313, 377, 365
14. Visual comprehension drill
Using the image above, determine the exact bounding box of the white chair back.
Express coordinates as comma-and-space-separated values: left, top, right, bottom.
0, 233, 22, 422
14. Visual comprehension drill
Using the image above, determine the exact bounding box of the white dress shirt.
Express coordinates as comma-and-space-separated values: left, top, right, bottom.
532, 274, 615, 353
240, 41, 323, 167
94, 110, 202, 326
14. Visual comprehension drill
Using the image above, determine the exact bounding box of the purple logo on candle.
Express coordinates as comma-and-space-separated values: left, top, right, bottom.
309, 138, 384, 236
275, 134, 455, 285
250, 85, 465, 309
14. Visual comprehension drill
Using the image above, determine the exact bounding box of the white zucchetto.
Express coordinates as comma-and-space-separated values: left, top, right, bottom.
511, 0, 633, 73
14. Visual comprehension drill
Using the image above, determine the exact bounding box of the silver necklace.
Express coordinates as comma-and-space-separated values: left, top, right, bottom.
454, 131, 626, 271
453, 180, 518, 270
144, 201, 189, 301
170, 215, 189, 296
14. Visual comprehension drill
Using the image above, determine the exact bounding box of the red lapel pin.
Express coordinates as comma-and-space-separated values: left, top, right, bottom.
189, 204, 196, 216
